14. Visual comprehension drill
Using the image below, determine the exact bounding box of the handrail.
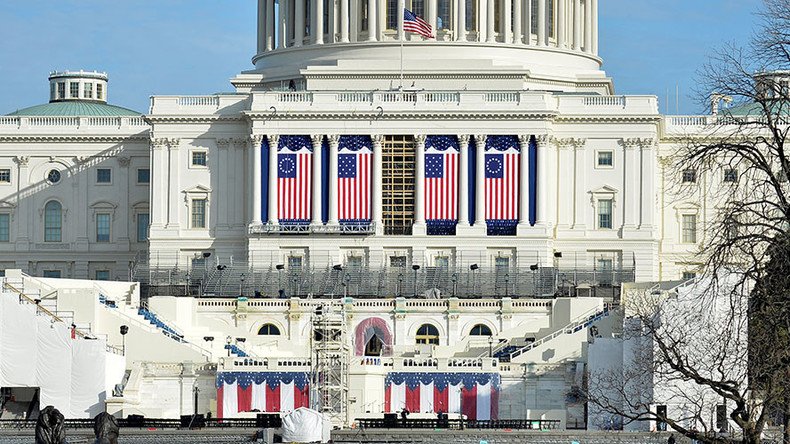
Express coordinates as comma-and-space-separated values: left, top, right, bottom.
2, 282, 88, 339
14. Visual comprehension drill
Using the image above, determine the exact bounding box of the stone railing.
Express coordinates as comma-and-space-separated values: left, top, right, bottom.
0, 116, 149, 130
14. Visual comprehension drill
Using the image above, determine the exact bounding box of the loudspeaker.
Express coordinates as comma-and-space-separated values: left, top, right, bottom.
256, 413, 282, 428
383, 413, 398, 427
126, 414, 145, 427
180, 414, 205, 428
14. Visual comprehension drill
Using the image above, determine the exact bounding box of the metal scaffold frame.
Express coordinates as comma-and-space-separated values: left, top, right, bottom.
310, 301, 349, 427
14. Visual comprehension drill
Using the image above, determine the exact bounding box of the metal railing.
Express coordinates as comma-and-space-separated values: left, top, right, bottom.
132, 261, 633, 299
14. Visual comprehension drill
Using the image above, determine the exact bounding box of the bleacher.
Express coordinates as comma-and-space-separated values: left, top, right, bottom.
137, 307, 185, 342
224, 344, 248, 357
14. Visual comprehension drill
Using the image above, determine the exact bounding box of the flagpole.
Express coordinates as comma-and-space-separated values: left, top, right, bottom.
399, 21, 404, 90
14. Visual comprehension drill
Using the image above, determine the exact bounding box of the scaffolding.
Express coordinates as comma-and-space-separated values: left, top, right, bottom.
311, 301, 349, 427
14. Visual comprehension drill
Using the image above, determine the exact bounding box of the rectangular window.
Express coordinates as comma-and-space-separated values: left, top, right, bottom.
682, 214, 697, 244
465, 0, 477, 32
137, 213, 149, 242
43, 270, 61, 279
0, 214, 9, 242
96, 168, 112, 184
723, 168, 738, 183
387, 0, 398, 29
598, 199, 613, 229
682, 271, 697, 280
361, 0, 368, 31
96, 83, 104, 100
0, 169, 10, 183
57, 82, 66, 100
597, 258, 613, 270
346, 256, 363, 269
84, 83, 93, 99
435, 256, 450, 269
495, 257, 510, 270
597, 151, 613, 167
288, 255, 303, 270
96, 213, 111, 242
390, 255, 407, 268
95, 270, 110, 281
682, 169, 697, 183
137, 168, 150, 184
191, 199, 207, 228
70, 82, 80, 98
50, 83, 56, 101
192, 151, 207, 167
410, 0, 425, 18
437, 0, 451, 30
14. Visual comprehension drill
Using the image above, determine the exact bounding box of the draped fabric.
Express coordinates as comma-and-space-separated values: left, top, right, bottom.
277, 135, 313, 224
337, 135, 372, 224
485, 135, 521, 235
353, 317, 393, 356
216, 372, 310, 418
384, 372, 500, 419
425, 136, 459, 235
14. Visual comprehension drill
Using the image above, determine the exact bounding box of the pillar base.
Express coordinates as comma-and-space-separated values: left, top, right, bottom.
455, 224, 486, 236
411, 222, 427, 236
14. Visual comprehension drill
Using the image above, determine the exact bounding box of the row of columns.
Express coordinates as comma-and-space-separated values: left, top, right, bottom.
256, 0, 598, 54
249, 134, 558, 234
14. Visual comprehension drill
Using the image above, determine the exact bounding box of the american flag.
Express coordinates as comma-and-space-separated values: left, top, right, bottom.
384, 372, 500, 420
404, 9, 434, 39
278, 149, 312, 222
485, 151, 520, 221
425, 151, 458, 221
338, 149, 371, 221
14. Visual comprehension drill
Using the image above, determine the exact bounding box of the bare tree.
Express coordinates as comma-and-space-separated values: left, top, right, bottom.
589, 0, 790, 442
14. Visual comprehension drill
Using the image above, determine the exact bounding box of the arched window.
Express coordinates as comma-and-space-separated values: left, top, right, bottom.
469, 324, 493, 336
365, 334, 383, 356
258, 324, 281, 335
44, 201, 62, 242
415, 324, 439, 345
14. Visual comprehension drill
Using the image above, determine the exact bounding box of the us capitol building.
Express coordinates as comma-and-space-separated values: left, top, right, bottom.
0, 0, 755, 431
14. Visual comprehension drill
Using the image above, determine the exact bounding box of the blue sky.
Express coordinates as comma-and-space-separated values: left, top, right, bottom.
0, 1, 760, 115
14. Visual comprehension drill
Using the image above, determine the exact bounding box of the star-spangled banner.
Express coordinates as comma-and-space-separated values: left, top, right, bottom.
338, 135, 372, 223
384, 372, 500, 420
278, 135, 312, 223
484, 136, 520, 223
425, 135, 459, 223
216, 372, 310, 419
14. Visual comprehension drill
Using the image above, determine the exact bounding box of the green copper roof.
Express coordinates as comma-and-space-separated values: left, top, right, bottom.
719, 100, 789, 116
6, 101, 141, 117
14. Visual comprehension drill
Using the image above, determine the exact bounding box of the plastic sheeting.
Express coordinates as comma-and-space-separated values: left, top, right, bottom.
70, 339, 106, 418
35, 316, 73, 413
1, 292, 38, 386
281, 407, 326, 443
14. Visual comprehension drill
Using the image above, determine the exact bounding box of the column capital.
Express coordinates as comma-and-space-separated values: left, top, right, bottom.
414, 134, 427, 145
266, 134, 280, 147
518, 134, 531, 145
371, 134, 384, 144
12, 156, 29, 167
249, 134, 265, 148
327, 134, 341, 146
232, 138, 248, 149
554, 137, 585, 150
310, 134, 324, 145
118, 156, 131, 168
458, 134, 470, 145
216, 138, 231, 150
535, 134, 551, 148
474, 134, 487, 147
619, 138, 653, 150
166, 138, 180, 149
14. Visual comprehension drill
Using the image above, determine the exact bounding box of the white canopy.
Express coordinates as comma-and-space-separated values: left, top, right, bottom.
280, 407, 329, 443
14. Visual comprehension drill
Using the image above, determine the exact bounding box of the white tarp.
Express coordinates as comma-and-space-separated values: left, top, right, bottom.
1, 292, 37, 386
70, 339, 106, 418
281, 407, 326, 443
35, 315, 72, 413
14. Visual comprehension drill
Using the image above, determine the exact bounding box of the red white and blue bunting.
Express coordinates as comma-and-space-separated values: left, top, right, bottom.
216, 372, 310, 418
384, 372, 500, 420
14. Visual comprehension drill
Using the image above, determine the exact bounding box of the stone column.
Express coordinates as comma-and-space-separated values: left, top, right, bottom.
257, 0, 266, 53
413, 135, 427, 235
537, 0, 546, 46
12, 156, 29, 248
295, 0, 305, 46
314, 0, 324, 44
266, 0, 275, 50
477, 0, 486, 41
486, 0, 495, 42
572, 139, 587, 230
555, 139, 580, 233
573, 0, 581, 50
267, 135, 279, 225
427, 0, 438, 38
457, 0, 467, 41
591, 0, 598, 54
340, 0, 350, 42
311, 135, 323, 226
513, 0, 522, 43
474, 135, 486, 226
640, 140, 656, 231
372, 135, 384, 234
457, 135, 470, 227
535, 135, 549, 227
557, 0, 566, 47
368, 0, 378, 41
524, 0, 532, 44
150, 140, 168, 229
217, 139, 230, 229
621, 139, 640, 231
398, 0, 405, 40
517, 135, 530, 229
166, 139, 181, 229
584, 0, 592, 53
279, 0, 288, 48
249, 136, 263, 226
117, 156, 131, 247
328, 135, 340, 224
503, 0, 512, 43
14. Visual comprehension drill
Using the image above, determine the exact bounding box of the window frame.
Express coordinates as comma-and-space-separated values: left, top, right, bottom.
258, 323, 281, 335
469, 324, 493, 336
0, 169, 11, 184
681, 213, 698, 244
681, 169, 697, 184
136, 212, 149, 243
415, 323, 440, 345
0, 213, 10, 242
44, 200, 63, 243
69, 82, 80, 99
136, 168, 150, 184
723, 168, 738, 183
95, 270, 110, 281
595, 150, 614, 169
96, 213, 112, 243
190, 150, 208, 169
597, 198, 613, 230
96, 168, 113, 185
190, 198, 208, 229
